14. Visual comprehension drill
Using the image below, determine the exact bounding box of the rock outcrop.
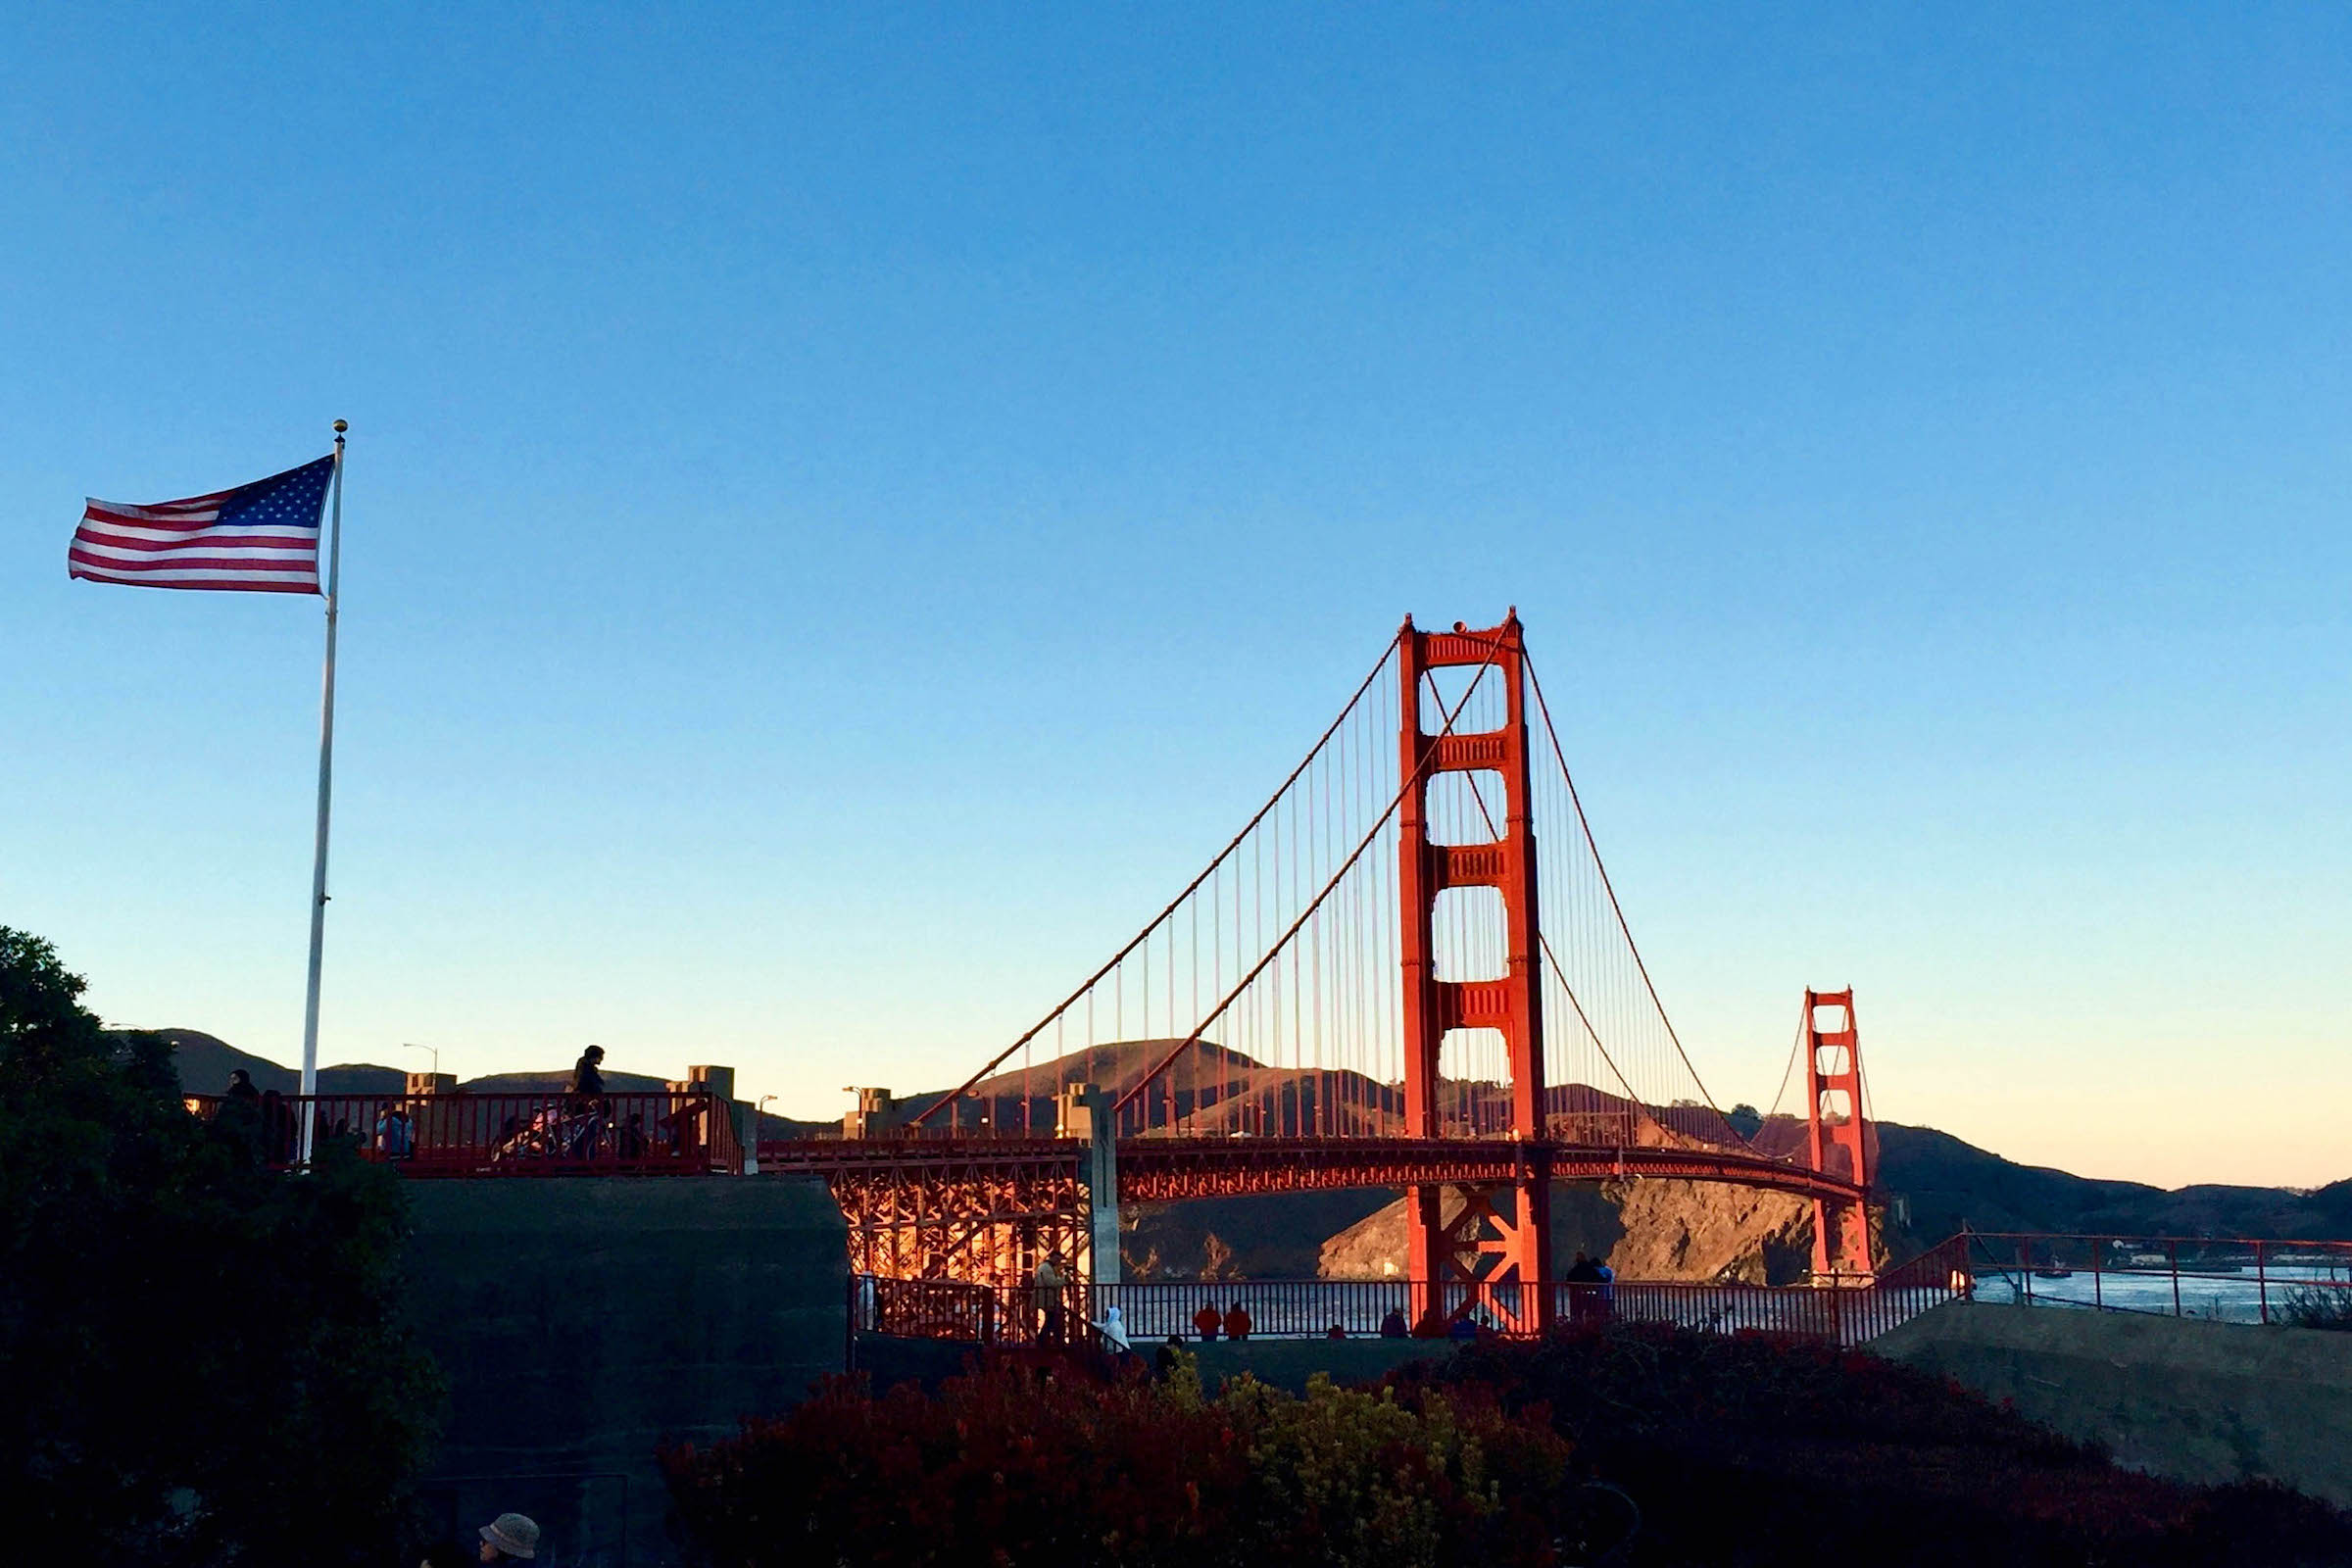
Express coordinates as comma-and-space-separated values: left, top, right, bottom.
1317, 1179, 1817, 1284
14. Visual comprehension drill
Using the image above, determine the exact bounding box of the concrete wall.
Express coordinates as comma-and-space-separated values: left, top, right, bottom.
1187, 1336, 1455, 1393
404, 1177, 847, 1568
1874, 1300, 2352, 1507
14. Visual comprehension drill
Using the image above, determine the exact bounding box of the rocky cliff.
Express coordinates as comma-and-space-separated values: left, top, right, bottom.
1314, 1179, 1819, 1284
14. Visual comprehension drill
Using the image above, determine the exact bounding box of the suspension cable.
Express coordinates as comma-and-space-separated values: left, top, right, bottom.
1523, 653, 1737, 1128
1111, 630, 1509, 1120
912, 631, 1403, 1124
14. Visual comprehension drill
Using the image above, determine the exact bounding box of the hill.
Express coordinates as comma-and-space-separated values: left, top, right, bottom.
124, 1029, 408, 1097
1876, 1121, 2351, 1245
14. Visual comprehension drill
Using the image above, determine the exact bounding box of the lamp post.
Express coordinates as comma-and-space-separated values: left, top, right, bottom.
751, 1094, 777, 1175
402, 1042, 439, 1078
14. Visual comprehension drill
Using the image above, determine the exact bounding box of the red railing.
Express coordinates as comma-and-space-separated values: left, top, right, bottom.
854, 1236, 1974, 1349
1954, 1231, 2352, 1326
184, 1091, 741, 1176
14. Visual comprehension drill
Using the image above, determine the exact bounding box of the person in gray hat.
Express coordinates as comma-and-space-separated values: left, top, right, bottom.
477, 1512, 539, 1561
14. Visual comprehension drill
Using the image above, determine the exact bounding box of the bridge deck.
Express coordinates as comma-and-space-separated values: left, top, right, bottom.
757, 1134, 1869, 1207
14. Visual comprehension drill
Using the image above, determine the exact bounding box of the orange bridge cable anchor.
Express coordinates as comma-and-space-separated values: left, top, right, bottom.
1111, 628, 1513, 1122
910, 630, 1405, 1127
1524, 653, 1738, 1135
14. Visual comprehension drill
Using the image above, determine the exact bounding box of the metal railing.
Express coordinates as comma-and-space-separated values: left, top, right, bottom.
184, 1091, 741, 1176
853, 1237, 1973, 1349
1954, 1231, 2352, 1327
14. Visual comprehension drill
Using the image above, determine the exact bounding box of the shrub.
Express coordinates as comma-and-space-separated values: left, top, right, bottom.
2274, 1285, 2352, 1333
662, 1352, 1570, 1568
667, 1324, 2352, 1568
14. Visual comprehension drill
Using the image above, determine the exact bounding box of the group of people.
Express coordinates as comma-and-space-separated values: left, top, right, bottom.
1563, 1249, 1617, 1324
214, 1069, 302, 1162
1024, 1260, 1622, 1348
1189, 1299, 1255, 1342
493, 1046, 626, 1162
220, 1045, 694, 1169
219, 1068, 423, 1160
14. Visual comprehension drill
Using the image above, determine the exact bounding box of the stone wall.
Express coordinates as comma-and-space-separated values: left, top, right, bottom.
403, 1177, 847, 1567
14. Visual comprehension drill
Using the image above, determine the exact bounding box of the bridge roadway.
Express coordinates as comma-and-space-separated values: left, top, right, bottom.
754, 1134, 1870, 1208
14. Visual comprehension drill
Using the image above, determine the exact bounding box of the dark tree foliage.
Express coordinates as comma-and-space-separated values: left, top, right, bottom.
0, 927, 441, 1566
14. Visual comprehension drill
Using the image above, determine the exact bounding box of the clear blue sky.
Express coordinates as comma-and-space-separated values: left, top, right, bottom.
4, 6, 2345, 1188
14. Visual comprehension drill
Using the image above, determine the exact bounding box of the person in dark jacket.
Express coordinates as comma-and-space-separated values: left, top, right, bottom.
259, 1089, 297, 1164
1379, 1307, 1409, 1339
565, 1046, 609, 1160
217, 1069, 264, 1154
568, 1046, 608, 1103
1564, 1250, 1605, 1326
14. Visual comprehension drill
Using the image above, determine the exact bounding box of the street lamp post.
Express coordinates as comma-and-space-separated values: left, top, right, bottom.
751, 1094, 777, 1176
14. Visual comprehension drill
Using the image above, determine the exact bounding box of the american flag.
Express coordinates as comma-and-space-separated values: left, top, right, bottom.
70, 455, 335, 594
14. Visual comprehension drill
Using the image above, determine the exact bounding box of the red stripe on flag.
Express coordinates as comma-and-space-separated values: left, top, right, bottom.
73, 527, 318, 553
81, 506, 226, 532
68, 564, 319, 593
70, 548, 318, 574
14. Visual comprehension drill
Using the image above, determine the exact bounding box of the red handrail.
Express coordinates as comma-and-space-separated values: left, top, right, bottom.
184, 1090, 741, 1176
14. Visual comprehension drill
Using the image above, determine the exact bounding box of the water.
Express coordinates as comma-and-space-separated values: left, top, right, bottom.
1968, 1261, 2352, 1325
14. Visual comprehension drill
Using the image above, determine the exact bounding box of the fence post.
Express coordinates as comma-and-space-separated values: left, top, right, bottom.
2170, 1240, 2181, 1318
2092, 1239, 2103, 1311
2258, 1240, 2269, 1325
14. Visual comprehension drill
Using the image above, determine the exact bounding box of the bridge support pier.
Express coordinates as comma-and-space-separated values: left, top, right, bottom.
1066, 1085, 1121, 1286
1408, 1172, 1551, 1335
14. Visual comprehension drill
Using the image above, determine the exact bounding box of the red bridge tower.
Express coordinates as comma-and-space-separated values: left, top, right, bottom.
1804, 987, 1875, 1278
1397, 612, 1551, 1332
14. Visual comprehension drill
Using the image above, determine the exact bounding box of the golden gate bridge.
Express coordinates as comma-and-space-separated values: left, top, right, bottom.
191, 611, 1886, 1338
757, 612, 1877, 1334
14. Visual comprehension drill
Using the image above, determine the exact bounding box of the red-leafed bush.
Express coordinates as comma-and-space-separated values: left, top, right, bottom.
662, 1349, 1571, 1567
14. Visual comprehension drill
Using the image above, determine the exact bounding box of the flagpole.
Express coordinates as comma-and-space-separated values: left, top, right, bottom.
297, 418, 348, 1162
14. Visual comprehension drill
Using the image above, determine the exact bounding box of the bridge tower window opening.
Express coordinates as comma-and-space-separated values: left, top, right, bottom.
1425, 769, 1507, 846
1431, 885, 1507, 984
1418, 664, 1507, 736
1436, 1026, 1514, 1140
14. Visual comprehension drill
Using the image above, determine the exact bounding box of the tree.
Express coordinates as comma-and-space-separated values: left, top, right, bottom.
0, 927, 441, 1565
1727, 1102, 1764, 1139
